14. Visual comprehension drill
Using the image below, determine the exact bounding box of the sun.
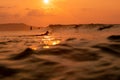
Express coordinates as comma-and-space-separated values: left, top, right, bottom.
43, 0, 49, 4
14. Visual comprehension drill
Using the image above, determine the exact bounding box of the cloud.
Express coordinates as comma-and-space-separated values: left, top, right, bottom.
0, 12, 10, 18
0, 12, 20, 18
26, 9, 55, 17
27, 9, 44, 16
0, 6, 14, 9
0, 6, 5, 8
81, 8, 93, 12
25, 8, 31, 10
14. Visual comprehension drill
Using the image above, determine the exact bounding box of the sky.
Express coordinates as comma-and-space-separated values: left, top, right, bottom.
0, 0, 120, 26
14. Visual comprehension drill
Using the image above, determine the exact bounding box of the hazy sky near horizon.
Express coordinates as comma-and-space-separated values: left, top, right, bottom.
0, 0, 120, 26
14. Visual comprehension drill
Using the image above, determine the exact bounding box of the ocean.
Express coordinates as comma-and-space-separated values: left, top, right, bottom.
0, 24, 120, 80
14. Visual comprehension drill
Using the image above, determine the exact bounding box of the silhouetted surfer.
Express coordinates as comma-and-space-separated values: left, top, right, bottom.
40, 31, 49, 36
32, 31, 49, 36
28, 31, 49, 36
30, 26, 33, 30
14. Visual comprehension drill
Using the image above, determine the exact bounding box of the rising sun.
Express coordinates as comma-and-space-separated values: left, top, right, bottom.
43, 0, 49, 4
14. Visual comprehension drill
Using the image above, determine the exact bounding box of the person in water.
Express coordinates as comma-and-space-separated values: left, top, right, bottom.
30, 31, 50, 36
40, 31, 49, 36
30, 26, 33, 30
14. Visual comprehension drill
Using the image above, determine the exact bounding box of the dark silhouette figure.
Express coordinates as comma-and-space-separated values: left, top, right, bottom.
30, 26, 33, 30
45, 31, 49, 35
34, 31, 49, 36
41, 31, 49, 36
27, 31, 50, 36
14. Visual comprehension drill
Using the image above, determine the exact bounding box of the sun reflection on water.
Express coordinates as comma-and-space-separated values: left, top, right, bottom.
29, 46, 38, 50
42, 35, 61, 48
28, 36, 61, 50
43, 46, 50, 49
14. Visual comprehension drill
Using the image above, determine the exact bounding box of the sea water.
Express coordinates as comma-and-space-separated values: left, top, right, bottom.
0, 25, 120, 80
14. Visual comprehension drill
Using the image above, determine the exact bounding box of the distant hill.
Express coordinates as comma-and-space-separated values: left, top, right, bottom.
0, 23, 35, 31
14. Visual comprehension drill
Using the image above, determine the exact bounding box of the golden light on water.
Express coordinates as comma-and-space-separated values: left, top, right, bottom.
42, 36, 61, 48
43, 39, 60, 46
28, 36, 61, 50
51, 40, 61, 45
29, 46, 37, 50
43, 46, 50, 49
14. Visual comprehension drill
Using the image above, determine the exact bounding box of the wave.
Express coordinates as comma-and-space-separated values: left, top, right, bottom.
0, 35, 118, 80
48, 24, 120, 33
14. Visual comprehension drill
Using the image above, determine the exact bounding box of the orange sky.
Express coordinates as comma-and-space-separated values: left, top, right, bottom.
0, 0, 120, 26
